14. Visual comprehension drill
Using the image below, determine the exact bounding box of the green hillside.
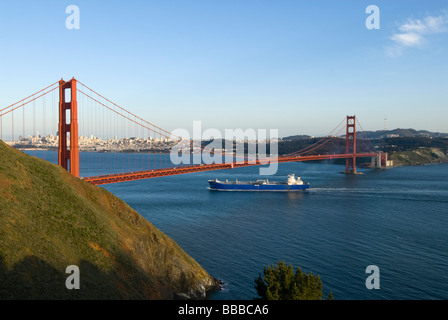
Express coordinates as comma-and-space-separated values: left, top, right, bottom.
0, 140, 220, 299
389, 147, 448, 167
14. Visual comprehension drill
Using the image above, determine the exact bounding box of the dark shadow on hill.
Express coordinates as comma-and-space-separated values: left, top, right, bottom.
0, 254, 181, 299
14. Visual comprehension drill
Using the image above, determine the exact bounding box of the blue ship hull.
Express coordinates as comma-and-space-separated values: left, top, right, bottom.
208, 180, 310, 192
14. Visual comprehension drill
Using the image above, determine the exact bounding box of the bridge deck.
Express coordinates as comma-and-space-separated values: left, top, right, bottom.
82, 153, 378, 185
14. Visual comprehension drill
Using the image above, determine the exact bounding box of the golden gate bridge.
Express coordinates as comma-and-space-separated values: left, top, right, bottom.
0, 78, 387, 185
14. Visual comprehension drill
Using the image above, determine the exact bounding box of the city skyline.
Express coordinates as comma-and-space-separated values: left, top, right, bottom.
1, 1, 447, 137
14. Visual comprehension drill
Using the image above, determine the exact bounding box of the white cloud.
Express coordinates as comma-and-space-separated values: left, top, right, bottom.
399, 20, 426, 33
423, 15, 448, 33
387, 11, 448, 57
391, 32, 423, 47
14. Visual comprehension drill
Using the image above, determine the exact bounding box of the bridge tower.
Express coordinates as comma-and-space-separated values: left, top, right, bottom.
345, 115, 357, 174
58, 78, 79, 177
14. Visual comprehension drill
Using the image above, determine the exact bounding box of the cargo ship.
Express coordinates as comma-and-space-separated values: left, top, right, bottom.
208, 174, 310, 192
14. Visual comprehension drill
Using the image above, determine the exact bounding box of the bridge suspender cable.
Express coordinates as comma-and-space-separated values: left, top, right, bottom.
281, 117, 347, 157
356, 118, 377, 153
0, 81, 60, 114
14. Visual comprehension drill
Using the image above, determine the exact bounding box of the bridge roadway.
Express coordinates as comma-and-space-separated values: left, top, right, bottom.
82, 153, 378, 185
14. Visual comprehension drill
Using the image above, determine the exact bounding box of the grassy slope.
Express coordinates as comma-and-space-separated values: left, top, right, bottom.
0, 140, 216, 299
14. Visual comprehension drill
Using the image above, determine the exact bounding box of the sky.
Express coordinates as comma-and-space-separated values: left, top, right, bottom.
0, 0, 447, 137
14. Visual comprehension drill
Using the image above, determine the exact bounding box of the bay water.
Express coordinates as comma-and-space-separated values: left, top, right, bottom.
27, 151, 448, 299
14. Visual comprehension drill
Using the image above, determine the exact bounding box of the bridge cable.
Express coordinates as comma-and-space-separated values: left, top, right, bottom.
281, 117, 347, 157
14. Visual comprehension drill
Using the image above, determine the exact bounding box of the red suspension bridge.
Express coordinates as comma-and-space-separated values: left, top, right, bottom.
0, 78, 387, 185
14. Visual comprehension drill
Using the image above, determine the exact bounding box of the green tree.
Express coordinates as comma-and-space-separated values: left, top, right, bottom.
254, 261, 333, 300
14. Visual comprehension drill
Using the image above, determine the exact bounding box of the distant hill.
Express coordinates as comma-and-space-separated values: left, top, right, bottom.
282, 129, 448, 141
356, 129, 448, 139
281, 135, 312, 141
0, 140, 220, 299
389, 147, 448, 166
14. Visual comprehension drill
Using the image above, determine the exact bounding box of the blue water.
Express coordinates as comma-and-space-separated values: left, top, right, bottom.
27, 151, 448, 299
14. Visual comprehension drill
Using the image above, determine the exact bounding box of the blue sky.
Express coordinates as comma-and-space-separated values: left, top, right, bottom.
1, 0, 447, 137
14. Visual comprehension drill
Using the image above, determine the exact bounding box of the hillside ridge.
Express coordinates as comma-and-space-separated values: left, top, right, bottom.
0, 140, 220, 299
